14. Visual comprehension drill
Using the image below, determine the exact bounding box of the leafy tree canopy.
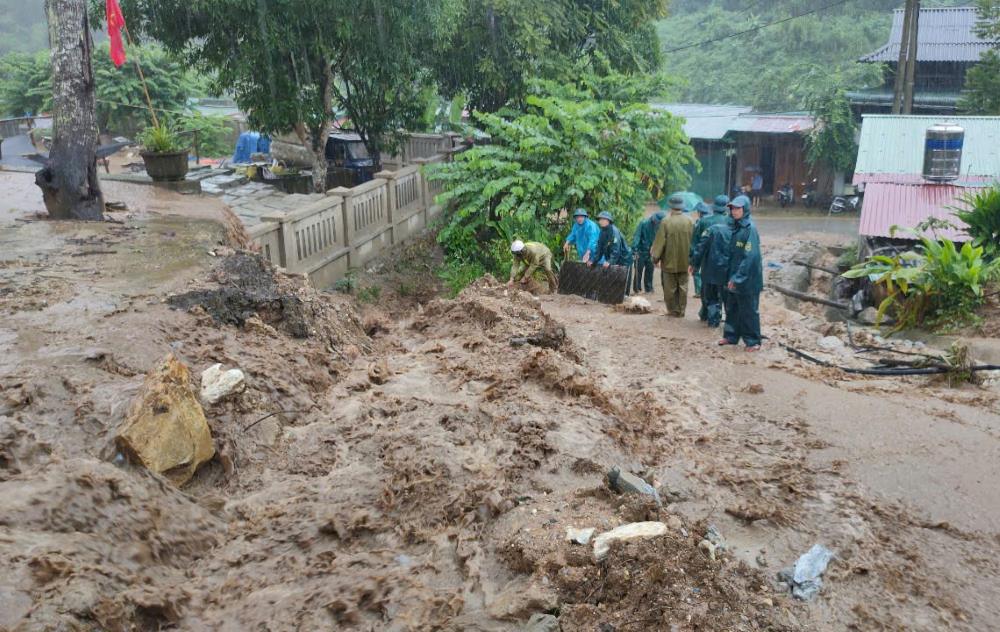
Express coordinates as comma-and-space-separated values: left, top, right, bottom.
961, 0, 1000, 114
426, 61, 696, 277
430, 0, 669, 113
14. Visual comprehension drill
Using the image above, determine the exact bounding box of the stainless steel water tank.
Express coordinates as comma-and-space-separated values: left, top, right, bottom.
922, 124, 964, 182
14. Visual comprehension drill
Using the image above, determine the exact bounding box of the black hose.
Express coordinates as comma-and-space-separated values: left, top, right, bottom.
779, 342, 1000, 376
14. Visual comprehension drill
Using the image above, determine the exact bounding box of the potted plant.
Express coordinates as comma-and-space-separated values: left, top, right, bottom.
139, 123, 189, 181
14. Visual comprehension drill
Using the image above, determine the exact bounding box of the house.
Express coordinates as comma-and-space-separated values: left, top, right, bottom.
655, 104, 822, 201
849, 6, 992, 115
853, 114, 1000, 242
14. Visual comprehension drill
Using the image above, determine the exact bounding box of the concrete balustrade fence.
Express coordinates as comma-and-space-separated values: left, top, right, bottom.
248, 150, 454, 289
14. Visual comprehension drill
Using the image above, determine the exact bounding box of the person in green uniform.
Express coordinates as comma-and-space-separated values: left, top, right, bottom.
650, 195, 694, 317
718, 195, 763, 351
690, 195, 730, 322
631, 210, 665, 294
508, 240, 559, 291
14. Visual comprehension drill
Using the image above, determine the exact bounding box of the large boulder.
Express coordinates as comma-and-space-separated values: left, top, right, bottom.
116, 354, 215, 486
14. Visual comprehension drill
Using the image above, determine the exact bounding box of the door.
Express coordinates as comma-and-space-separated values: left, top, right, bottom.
760, 144, 775, 194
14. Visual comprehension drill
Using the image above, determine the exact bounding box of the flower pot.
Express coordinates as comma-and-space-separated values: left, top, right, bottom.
140, 150, 189, 182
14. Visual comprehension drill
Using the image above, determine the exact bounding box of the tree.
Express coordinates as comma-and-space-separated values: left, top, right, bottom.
805, 80, 859, 174
36, 0, 104, 221
426, 63, 696, 276
430, 0, 668, 113
126, 0, 450, 192
961, 0, 1000, 114
0, 51, 51, 117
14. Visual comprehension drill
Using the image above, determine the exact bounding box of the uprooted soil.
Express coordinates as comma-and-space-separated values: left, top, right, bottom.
2, 188, 1000, 631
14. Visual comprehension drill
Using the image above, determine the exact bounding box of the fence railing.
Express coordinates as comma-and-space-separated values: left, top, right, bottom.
251, 148, 460, 289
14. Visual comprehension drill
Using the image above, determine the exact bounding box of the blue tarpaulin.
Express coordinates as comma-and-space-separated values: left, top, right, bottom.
233, 132, 271, 163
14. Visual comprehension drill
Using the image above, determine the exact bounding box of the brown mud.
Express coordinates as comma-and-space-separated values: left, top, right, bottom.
1, 179, 999, 631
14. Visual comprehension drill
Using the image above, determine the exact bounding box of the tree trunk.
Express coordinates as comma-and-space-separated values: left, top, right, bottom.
36, 0, 104, 221
297, 122, 330, 194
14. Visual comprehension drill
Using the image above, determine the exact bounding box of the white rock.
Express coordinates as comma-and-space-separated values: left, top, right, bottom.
620, 295, 652, 314
817, 336, 844, 350
592, 521, 667, 560
566, 527, 596, 545
200, 364, 246, 405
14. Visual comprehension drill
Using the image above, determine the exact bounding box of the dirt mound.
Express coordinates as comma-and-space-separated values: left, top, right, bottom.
0, 431, 222, 631
555, 526, 795, 631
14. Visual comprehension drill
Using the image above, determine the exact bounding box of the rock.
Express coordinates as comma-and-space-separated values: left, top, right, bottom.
525, 613, 560, 632
592, 521, 668, 560
666, 515, 683, 531
116, 354, 215, 486
566, 527, 596, 545
199, 364, 246, 405
619, 295, 652, 314
857, 307, 880, 325
367, 358, 390, 385
487, 576, 558, 620
607, 465, 661, 506
817, 336, 844, 350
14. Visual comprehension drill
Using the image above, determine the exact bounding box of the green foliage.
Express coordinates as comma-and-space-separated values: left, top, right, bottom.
174, 111, 233, 157
426, 63, 695, 278
836, 242, 859, 270
0, 51, 50, 116
843, 230, 1000, 331
805, 80, 858, 172
975, 0, 1000, 40
954, 186, 1000, 258
0, 44, 207, 133
438, 259, 487, 297
960, 49, 1000, 115
655, 2, 917, 111
356, 285, 382, 303
139, 123, 186, 153
430, 0, 669, 113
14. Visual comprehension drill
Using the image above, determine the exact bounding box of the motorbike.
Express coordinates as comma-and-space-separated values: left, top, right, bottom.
801, 178, 818, 208
777, 183, 795, 208
830, 194, 861, 214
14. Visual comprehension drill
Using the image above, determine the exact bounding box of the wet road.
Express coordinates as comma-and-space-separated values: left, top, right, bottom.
0, 134, 43, 171
755, 214, 859, 240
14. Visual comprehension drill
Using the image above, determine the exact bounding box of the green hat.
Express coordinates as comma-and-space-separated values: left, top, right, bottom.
668, 195, 685, 210
597, 211, 614, 222
713, 195, 730, 213
573, 208, 589, 218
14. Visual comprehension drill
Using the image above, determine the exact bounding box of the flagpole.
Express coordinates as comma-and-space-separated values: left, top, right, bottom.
121, 24, 159, 128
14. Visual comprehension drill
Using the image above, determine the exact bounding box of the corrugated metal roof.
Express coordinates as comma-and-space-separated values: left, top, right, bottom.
651, 104, 813, 140
652, 104, 753, 140
858, 181, 984, 240
854, 115, 1000, 182
730, 115, 814, 134
860, 7, 991, 63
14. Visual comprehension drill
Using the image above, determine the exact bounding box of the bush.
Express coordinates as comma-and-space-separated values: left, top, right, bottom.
954, 186, 1000, 259
174, 111, 234, 158
843, 229, 1000, 331
356, 285, 381, 304
426, 61, 695, 283
438, 259, 486, 297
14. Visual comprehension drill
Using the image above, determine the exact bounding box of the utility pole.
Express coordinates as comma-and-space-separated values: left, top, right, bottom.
891, 0, 915, 114
35, 0, 105, 220
902, 0, 921, 114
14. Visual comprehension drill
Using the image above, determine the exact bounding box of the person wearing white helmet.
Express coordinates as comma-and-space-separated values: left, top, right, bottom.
508, 240, 558, 291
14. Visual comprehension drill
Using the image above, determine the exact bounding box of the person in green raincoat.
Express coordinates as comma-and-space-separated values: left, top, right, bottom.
718, 195, 763, 351
690, 195, 731, 321
631, 210, 665, 294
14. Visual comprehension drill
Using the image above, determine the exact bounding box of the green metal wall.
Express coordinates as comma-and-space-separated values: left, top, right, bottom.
686, 143, 729, 201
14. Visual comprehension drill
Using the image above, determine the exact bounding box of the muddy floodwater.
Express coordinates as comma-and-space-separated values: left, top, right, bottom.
0, 174, 998, 631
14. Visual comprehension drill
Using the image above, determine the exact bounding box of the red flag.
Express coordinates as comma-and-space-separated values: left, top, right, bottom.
106, 0, 127, 68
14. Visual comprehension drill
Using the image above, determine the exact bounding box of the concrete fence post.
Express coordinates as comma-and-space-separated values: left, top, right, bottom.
260, 213, 295, 271
328, 186, 355, 253
375, 170, 398, 244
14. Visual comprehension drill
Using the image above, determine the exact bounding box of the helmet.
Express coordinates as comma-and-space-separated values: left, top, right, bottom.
597, 211, 614, 222
573, 208, 589, 218
667, 195, 685, 211
510, 240, 525, 253
713, 195, 730, 213
695, 202, 709, 214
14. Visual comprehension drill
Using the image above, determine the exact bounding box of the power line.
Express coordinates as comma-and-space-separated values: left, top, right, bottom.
660, 0, 774, 56
663, 0, 858, 54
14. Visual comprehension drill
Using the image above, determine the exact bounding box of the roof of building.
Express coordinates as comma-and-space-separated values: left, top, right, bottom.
854, 114, 1000, 183
652, 104, 813, 140
858, 180, 983, 240
859, 7, 992, 63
